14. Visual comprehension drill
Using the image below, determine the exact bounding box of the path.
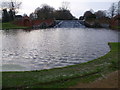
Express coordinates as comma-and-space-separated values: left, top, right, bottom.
70, 70, 119, 88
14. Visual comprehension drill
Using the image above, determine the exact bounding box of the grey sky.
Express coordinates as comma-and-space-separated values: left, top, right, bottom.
18, 0, 118, 18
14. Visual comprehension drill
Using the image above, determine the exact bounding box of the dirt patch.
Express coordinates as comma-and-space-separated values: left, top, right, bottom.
70, 70, 119, 88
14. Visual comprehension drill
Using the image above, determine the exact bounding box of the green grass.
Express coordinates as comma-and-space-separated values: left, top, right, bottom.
2, 42, 120, 89
112, 26, 120, 30
1, 22, 29, 30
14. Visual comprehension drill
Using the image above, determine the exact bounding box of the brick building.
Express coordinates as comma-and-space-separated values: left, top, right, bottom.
14, 15, 55, 28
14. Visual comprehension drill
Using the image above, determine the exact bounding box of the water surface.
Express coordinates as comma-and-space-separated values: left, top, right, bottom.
1, 28, 119, 71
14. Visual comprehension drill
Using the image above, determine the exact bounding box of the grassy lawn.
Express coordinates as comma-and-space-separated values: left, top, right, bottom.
2, 42, 120, 89
112, 26, 120, 30
1, 22, 29, 30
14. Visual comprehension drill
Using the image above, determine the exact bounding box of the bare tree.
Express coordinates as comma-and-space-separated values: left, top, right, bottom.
95, 10, 106, 18
117, 1, 120, 15
35, 4, 55, 19
59, 1, 70, 11
1, 0, 22, 14
1, 0, 22, 22
108, 3, 117, 17
83, 10, 96, 20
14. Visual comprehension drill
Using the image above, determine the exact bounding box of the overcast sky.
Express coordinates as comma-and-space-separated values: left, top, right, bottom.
0, 0, 119, 18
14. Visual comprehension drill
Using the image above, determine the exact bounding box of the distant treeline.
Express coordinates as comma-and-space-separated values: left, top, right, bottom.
78, 1, 120, 29
2, 2, 76, 23
2, 0, 120, 30
29, 1, 120, 21
29, 4, 76, 20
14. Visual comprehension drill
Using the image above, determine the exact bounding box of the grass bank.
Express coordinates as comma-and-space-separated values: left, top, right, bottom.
1, 22, 28, 30
2, 42, 119, 89
111, 26, 120, 30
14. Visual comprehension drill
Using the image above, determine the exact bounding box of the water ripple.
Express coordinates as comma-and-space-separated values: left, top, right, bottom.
1, 28, 119, 71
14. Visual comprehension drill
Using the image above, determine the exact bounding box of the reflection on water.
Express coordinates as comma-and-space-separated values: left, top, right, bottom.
1, 28, 119, 71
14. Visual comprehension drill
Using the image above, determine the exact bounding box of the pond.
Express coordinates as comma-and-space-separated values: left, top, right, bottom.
1, 28, 119, 71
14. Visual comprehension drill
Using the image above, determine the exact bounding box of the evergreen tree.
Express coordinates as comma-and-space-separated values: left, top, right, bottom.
9, 9, 15, 21
2, 9, 9, 22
